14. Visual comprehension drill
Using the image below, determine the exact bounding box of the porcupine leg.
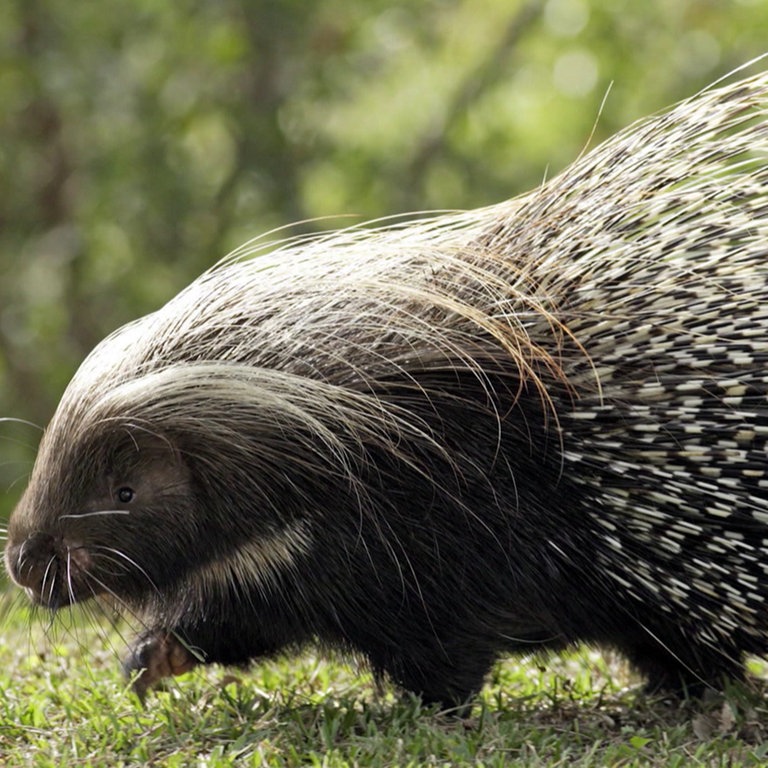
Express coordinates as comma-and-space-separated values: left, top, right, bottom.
123, 630, 199, 700
622, 639, 744, 696
367, 642, 498, 710
123, 622, 494, 709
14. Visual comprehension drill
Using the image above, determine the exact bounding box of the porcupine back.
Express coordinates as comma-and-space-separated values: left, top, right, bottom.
10, 67, 768, 703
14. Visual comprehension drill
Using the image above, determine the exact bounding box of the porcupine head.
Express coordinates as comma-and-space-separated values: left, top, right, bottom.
3, 233, 534, 707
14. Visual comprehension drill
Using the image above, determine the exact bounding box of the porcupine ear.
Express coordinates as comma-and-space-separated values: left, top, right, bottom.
84, 422, 190, 495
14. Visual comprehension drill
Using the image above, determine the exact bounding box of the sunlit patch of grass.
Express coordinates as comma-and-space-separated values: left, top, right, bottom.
2, 593, 768, 766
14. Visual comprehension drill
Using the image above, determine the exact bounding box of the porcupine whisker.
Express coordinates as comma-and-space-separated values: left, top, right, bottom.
41, 604, 59, 637
97, 606, 148, 653
39, 594, 115, 660
59, 510, 131, 520
5, 471, 33, 494
76, 601, 108, 652
65, 550, 77, 608
0, 417, 44, 431
87, 550, 135, 578
89, 546, 161, 594
16, 546, 36, 585
53, 566, 154, 652
40, 557, 58, 612
84, 572, 152, 634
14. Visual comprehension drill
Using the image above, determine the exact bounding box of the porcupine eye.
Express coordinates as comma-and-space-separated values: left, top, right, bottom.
116, 487, 135, 504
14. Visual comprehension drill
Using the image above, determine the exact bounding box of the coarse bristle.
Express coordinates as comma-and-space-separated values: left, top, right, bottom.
57, 66, 768, 639
10, 65, 768, 703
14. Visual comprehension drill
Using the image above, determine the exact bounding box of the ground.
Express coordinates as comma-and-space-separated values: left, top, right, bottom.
1, 595, 767, 767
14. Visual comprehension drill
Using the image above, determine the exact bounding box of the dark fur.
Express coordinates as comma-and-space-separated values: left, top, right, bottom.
8, 69, 768, 707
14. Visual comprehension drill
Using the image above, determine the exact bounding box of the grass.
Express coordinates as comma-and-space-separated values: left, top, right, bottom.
1, 596, 768, 766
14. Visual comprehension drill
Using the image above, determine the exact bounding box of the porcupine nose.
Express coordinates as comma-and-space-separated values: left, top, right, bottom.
4, 532, 56, 597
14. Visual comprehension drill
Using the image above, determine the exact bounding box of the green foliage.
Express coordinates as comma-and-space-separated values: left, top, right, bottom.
1, 598, 768, 766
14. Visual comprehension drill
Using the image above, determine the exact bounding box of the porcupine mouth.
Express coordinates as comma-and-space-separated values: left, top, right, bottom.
8, 537, 98, 610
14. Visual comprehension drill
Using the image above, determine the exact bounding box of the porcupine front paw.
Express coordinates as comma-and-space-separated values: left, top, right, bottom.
124, 632, 199, 700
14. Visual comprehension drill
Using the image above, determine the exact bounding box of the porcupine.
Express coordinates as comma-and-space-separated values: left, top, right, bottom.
7, 67, 768, 708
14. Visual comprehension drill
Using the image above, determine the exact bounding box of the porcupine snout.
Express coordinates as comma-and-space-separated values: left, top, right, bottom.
5, 531, 93, 609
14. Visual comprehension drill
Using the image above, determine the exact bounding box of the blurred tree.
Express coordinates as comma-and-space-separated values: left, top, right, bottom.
1, 0, 768, 518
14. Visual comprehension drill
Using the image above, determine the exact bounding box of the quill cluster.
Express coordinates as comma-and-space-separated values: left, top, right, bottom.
7, 69, 768, 706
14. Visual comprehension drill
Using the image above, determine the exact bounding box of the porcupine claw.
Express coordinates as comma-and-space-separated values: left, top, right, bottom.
124, 632, 198, 701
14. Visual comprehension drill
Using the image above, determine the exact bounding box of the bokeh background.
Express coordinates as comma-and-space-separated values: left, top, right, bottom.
2, 0, 768, 519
